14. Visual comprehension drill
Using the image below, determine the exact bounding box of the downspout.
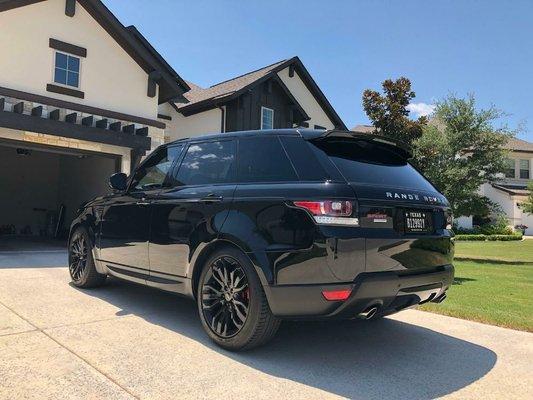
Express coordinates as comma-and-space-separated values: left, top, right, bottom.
218, 105, 226, 133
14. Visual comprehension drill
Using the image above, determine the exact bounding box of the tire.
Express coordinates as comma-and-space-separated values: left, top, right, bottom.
197, 246, 280, 351
68, 226, 106, 288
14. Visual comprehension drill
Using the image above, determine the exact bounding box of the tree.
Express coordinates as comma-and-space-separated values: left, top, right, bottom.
362, 77, 428, 145
520, 182, 533, 215
412, 94, 514, 216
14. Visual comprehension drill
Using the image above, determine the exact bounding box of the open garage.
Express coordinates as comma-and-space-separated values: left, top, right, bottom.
0, 140, 118, 241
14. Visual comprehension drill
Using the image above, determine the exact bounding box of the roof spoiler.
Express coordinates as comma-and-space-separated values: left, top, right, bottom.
300, 129, 413, 159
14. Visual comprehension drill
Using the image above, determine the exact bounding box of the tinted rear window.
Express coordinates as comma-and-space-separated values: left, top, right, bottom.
309, 138, 436, 191
237, 136, 297, 182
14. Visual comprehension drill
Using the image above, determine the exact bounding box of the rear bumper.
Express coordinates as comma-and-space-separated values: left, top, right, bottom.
264, 264, 454, 319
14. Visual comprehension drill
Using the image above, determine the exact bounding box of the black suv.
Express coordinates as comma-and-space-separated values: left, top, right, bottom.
68, 129, 454, 350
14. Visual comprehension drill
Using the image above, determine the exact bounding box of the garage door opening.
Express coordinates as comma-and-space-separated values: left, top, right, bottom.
0, 141, 119, 249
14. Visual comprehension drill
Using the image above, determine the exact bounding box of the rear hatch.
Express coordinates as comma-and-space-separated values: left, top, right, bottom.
306, 131, 454, 273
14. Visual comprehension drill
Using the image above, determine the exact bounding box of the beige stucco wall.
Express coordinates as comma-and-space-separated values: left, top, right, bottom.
159, 103, 221, 142
0, 0, 158, 120
277, 67, 335, 130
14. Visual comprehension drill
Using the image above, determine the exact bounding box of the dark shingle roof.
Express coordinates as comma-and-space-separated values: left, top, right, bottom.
175, 60, 288, 108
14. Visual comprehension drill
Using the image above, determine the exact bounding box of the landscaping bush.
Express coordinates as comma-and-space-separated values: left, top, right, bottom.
455, 234, 487, 241
486, 233, 523, 241
455, 233, 523, 241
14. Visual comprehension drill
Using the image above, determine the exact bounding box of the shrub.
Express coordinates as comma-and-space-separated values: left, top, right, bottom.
486, 233, 523, 241
454, 233, 522, 241
455, 234, 486, 241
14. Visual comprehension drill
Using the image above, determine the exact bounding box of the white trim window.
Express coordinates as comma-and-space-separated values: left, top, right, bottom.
519, 159, 530, 179
261, 106, 274, 130
54, 51, 81, 88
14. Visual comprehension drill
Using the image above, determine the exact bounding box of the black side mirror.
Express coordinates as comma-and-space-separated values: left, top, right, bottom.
109, 172, 127, 191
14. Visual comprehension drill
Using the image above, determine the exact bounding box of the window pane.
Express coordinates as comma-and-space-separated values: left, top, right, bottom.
174, 141, 235, 185
237, 136, 297, 182
520, 159, 530, 179
132, 146, 182, 190
280, 136, 329, 181
54, 68, 67, 84
505, 159, 515, 178
261, 108, 274, 130
67, 71, 79, 87
67, 55, 80, 72
55, 52, 67, 69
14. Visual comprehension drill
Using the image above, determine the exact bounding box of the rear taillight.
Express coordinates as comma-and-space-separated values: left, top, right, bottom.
322, 289, 352, 301
293, 200, 359, 226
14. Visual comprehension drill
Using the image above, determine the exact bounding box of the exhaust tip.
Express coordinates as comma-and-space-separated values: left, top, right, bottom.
357, 306, 379, 320
433, 293, 447, 304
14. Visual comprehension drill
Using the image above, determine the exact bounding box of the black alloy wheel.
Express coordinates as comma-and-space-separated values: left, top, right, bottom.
201, 256, 250, 338
69, 233, 88, 281
68, 227, 106, 288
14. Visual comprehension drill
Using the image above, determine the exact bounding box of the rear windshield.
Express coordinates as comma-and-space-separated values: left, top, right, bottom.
309, 138, 437, 192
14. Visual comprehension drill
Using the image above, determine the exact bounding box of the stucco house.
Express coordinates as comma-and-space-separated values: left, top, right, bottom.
0, 0, 345, 240
476, 137, 533, 234
0, 0, 187, 236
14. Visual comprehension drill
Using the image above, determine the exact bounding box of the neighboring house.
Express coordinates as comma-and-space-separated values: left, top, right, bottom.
476, 137, 533, 234
0, 0, 188, 235
159, 57, 347, 141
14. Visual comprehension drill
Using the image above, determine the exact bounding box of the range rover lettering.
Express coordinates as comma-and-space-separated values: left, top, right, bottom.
68, 129, 454, 351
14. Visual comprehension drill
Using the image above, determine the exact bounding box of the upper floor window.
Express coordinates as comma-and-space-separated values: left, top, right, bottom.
505, 159, 516, 178
261, 107, 274, 130
54, 52, 80, 88
520, 159, 530, 179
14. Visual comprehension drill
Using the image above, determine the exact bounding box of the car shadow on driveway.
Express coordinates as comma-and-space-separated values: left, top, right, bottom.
77, 278, 497, 400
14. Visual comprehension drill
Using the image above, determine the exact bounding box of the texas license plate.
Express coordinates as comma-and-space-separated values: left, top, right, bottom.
405, 210, 430, 233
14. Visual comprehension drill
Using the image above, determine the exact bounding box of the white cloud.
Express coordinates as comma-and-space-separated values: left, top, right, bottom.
407, 102, 436, 118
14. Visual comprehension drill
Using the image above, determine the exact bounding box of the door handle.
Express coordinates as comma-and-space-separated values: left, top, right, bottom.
136, 198, 150, 206
200, 194, 223, 203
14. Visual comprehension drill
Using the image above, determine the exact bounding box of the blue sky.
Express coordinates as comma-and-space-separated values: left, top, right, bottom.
104, 0, 533, 141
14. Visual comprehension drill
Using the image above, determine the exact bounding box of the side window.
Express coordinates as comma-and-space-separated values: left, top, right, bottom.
237, 136, 298, 182
131, 145, 183, 191
280, 136, 330, 181
261, 107, 274, 130
174, 140, 236, 185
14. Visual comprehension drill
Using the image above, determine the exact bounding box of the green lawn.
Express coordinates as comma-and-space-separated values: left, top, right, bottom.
454, 239, 533, 263
420, 240, 533, 332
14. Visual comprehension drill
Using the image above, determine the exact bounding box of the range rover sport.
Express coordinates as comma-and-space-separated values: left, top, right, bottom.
68, 129, 454, 351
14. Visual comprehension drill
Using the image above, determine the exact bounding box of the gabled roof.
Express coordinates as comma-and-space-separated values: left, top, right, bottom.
174, 57, 347, 130
0, 0, 187, 104
505, 137, 533, 153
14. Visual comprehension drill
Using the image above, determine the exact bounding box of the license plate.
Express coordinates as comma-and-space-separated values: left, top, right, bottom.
405, 210, 430, 233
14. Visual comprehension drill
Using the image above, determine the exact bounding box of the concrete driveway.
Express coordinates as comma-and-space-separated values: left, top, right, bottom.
0, 252, 532, 399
